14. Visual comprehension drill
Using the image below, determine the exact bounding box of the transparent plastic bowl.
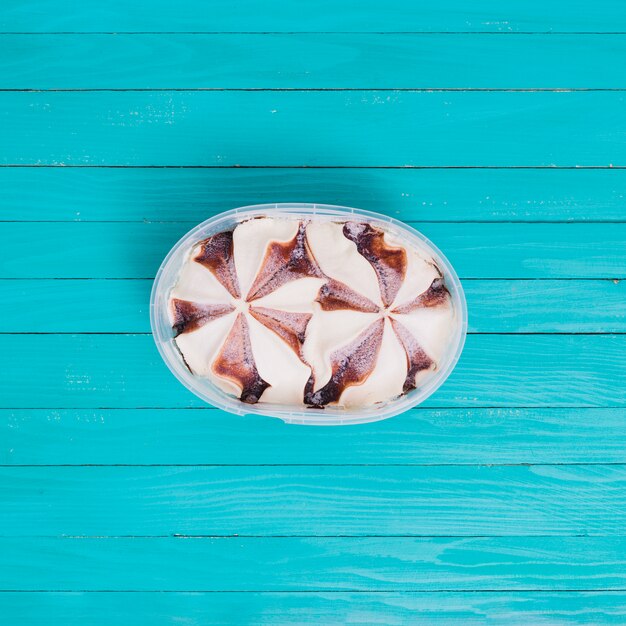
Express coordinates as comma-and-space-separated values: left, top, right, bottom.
150, 203, 467, 425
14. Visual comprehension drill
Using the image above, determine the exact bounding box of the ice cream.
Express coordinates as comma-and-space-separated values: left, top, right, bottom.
168, 217, 457, 408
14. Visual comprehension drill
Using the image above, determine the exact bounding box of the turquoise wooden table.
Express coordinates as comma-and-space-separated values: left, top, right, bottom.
2, 1, 626, 623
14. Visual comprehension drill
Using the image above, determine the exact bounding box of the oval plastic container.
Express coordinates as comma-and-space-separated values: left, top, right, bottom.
151, 203, 467, 425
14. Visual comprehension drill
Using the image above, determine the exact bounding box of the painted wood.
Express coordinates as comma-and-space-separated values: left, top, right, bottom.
2, 279, 153, 333
3, 91, 626, 166
466, 279, 626, 332
2, 465, 625, 536
2, 407, 625, 466
2, 1, 626, 617
4, 34, 626, 89
4, 591, 626, 626
3, 222, 626, 279
3, 279, 624, 333
3, 167, 626, 223
2, 0, 625, 33
1, 334, 625, 409
2, 536, 626, 590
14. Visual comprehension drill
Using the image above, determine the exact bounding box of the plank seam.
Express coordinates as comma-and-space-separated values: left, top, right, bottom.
1, 589, 625, 593
5, 164, 626, 169
2, 331, 624, 335
0, 533, 609, 538
3, 220, 626, 224
3, 405, 620, 410
4, 459, 623, 466
4, 31, 626, 35
0, 277, 620, 281
4, 88, 626, 93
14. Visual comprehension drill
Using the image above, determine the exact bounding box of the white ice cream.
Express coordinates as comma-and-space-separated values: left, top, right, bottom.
168, 216, 458, 408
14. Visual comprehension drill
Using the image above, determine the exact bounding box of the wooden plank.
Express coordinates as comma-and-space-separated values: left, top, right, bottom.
3, 167, 626, 223
2, 465, 625, 536
2, 0, 625, 33
3, 91, 626, 166
2, 223, 625, 279
1, 334, 624, 409
4, 34, 626, 89
2, 407, 625, 466
3, 591, 625, 626
3, 279, 624, 333
466, 280, 626, 332
2, 536, 626, 590
1, 280, 152, 333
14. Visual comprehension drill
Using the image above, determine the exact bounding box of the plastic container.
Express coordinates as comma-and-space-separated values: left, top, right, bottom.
150, 203, 467, 425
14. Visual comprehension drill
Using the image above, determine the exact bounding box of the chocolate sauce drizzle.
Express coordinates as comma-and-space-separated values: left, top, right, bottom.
343, 222, 407, 308
392, 277, 450, 314
173, 219, 450, 407
305, 318, 385, 407
170, 298, 235, 337
390, 318, 434, 393
249, 306, 312, 360
247, 222, 323, 301
316, 279, 380, 313
194, 231, 241, 298
212, 313, 270, 404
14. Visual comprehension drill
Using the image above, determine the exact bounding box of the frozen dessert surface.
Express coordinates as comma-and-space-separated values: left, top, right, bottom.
168, 217, 456, 408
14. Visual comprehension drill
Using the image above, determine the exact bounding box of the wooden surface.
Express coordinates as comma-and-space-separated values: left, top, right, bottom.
1, 3, 626, 624
3, 334, 626, 407
5, 34, 626, 89
2, 0, 626, 32
4, 92, 626, 166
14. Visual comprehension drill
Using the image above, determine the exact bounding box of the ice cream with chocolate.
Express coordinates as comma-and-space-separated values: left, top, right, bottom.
168, 217, 456, 408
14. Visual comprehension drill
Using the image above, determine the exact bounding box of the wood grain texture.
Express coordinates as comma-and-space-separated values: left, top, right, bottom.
2, 407, 625, 465
3, 279, 624, 333
2, 1, 626, 616
1, 334, 625, 409
4, 34, 626, 88
2, 0, 625, 32
3, 222, 625, 279
4, 591, 626, 626
2, 465, 625, 536
3, 167, 626, 223
465, 280, 626, 332
3, 91, 626, 166
2, 536, 626, 590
